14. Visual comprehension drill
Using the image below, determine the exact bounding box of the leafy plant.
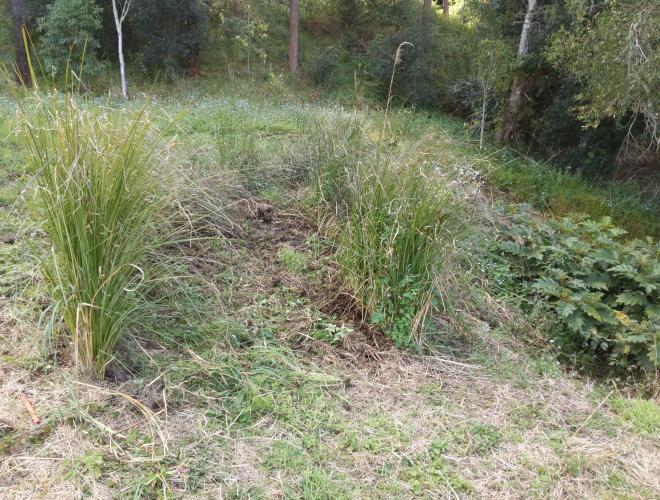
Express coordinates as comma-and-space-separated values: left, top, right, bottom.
278, 246, 307, 274
312, 320, 353, 345
37, 0, 105, 76
498, 213, 659, 370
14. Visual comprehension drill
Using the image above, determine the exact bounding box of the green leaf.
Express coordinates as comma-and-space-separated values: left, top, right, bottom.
645, 303, 660, 320
580, 304, 603, 322
555, 301, 576, 318
616, 292, 647, 307
532, 277, 562, 297
565, 312, 585, 332
584, 272, 610, 291
608, 264, 636, 275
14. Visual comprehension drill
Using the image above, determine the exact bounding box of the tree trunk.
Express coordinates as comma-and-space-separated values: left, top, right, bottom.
188, 46, 201, 78
420, 0, 432, 51
111, 0, 128, 99
287, 0, 299, 73
8, 0, 31, 87
497, 0, 537, 144
480, 80, 488, 149
443, 0, 449, 16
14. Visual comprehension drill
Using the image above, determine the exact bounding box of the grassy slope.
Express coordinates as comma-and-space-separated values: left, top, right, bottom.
1, 80, 659, 498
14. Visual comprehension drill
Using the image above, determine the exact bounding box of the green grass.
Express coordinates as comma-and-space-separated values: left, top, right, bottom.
1, 73, 658, 498
336, 159, 459, 347
484, 155, 660, 239
17, 91, 159, 378
611, 397, 660, 436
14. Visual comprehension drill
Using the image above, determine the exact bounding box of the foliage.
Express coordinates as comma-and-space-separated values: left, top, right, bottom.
485, 155, 660, 239
365, 17, 476, 110
305, 45, 343, 88
547, 0, 660, 151
278, 246, 307, 274
129, 0, 207, 78
498, 214, 659, 370
450, 38, 515, 140
17, 91, 159, 378
206, 0, 271, 72
338, 161, 456, 347
312, 319, 353, 345
37, 0, 105, 76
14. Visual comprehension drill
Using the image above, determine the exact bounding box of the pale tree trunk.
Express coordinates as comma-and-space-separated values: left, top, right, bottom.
443, 0, 449, 16
420, 0, 431, 51
497, 0, 537, 144
480, 80, 488, 149
112, 0, 131, 99
8, 0, 31, 86
287, 0, 299, 73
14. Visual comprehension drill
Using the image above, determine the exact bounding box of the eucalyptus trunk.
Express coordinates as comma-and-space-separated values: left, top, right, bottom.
497, 0, 537, 144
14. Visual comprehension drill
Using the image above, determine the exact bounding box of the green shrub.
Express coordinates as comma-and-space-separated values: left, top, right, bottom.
338, 161, 456, 347
498, 214, 659, 370
19, 93, 159, 378
305, 46, 342, 88
365, 18, 476, 111
37, 0, 105, 76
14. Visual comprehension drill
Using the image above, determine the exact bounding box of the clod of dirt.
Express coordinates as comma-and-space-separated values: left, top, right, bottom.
256, 203, 274, 223
0, 234, 17, 245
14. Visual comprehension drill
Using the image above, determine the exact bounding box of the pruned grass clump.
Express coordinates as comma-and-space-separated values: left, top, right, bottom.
338, 161, 457, 346
19, 93, 159, 378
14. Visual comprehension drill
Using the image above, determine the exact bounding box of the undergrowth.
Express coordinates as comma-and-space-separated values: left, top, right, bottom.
337, 160, 457, 347
497, 213, 659, 371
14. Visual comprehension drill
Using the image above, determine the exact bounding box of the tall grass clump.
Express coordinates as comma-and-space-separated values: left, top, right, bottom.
18, 91, 159, 378
338, 161, 457, 347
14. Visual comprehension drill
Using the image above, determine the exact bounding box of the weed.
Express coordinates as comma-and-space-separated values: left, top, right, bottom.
498, 212, 660, 370
312, 319, 353, 345
278, 246, 307, 274
468, 423, 502, 453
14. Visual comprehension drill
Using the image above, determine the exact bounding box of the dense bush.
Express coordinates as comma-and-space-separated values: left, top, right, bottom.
498, 214, 659, 370
130, 0, 207, 78
305, 46, 343, 88
37, 0, 105, 76
365, 18, 475, 111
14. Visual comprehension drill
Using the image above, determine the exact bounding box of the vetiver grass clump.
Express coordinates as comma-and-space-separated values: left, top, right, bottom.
18, 93, 158, 378
338, 161, 457, 346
